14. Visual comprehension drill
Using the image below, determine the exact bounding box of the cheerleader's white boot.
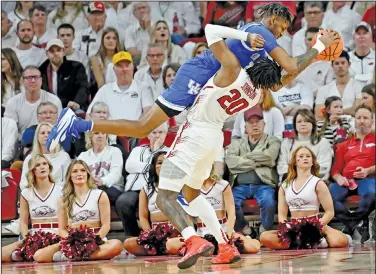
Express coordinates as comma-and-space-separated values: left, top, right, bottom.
317, 237, 328, 249
53, 251, 68, 262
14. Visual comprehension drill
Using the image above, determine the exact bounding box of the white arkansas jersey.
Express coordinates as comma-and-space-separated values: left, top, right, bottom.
187, 68, 262, 128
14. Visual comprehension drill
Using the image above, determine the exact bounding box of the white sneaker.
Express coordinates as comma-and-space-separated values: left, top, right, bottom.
317, 237, 328, 249
5, 219, 20, 235
53, 251, 68, 262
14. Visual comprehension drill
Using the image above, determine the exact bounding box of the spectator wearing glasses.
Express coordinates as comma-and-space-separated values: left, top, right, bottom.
12, 19, 46, 69
30, 4, 55, 49
292, 2, 325, 57
4, 65, 61, 133
135, 43, 165, 100
39, 39, 89, 112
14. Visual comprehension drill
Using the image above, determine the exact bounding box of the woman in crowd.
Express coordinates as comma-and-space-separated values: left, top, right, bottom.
77, 130, 124, 205
260, 146, 351, 249
91, 27, 122, 88
1, 48, 23, 106
317, 96, 354, 147
51, 160, 123, 262
169, 165, 261, 255
139, 20, 187, 69
1, 155, 62, 262
232, 89, 285, 139
192, 42, 208, 58
7, 1, 33, 32
19, 122, 71, 191
123, 152, 184, 256
361, 83, 375, 132
47, 1, 89, 32
277, 109, 332, 181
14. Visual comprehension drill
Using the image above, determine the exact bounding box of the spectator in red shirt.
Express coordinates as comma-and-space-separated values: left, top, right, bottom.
329, 105, 375, 242
203, 1, 247, 29
362, 5, 375, 45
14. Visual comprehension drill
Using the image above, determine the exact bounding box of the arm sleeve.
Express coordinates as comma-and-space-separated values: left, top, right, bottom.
125, 147, 150, 174
101, 147, 123, 188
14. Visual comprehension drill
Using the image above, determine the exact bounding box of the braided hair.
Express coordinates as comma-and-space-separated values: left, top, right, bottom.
260, 3, 294, 25
246, 58, 282, 90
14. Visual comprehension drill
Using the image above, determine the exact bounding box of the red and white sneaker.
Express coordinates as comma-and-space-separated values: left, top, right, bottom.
211, 243, 241, 264
177, 236, 214, 269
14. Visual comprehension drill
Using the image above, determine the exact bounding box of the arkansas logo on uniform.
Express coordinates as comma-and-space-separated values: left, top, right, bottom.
32, 206, 55, 216
73, 210, 95, 221
288, 198, 309, 209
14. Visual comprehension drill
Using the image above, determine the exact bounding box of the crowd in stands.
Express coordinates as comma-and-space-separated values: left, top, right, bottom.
1, 1, 375, 251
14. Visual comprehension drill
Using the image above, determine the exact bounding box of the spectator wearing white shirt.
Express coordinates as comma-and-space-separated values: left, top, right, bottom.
78, 131, 124, 205
12, 20, 46, 69
124, 2, 153, 66
139, 20, 187, 69
232, 89, 285, 140
1, 10, 17, 48
105, 1, 130, 46
73, 2, 106, 58
292, 2, 325, 57
272, 79, 314, 125
296, 27, 334, 92
1, 48, 24, 106
349, 22, 375, 83
7, 1, 32, 33
322, 1, 361, 51
315, 51, 362, 121
4, 65, 62, 133
91, 27, 122, 89
57, 24, 90, 81
47, 2, 89, 32
148, 1, 201, 45
134, 43, 165, 101
88, 51, 153, 121
1, 107, 18, 168
30, 4, 56, 49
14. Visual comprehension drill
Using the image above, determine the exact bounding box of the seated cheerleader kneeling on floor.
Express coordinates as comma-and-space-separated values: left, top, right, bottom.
124, 153, 260, 256
31, 160, 123, 262
260, 146, 352, 249
2, 155, 62, 262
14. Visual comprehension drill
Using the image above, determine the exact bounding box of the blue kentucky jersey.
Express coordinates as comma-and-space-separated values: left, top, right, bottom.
156, 22, 279, 117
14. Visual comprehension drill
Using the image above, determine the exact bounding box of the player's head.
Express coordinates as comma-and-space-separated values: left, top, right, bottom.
261, 3, 294, 39
246, 58, 282, 91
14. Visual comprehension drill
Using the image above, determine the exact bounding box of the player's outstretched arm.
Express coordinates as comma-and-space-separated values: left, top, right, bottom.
270, 30, 341, 85
92, 103, 169, 137
205, 24, 264, 86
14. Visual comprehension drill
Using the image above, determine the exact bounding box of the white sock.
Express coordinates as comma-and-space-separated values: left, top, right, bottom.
346, 234, 353, 246
189, 195, 228, 244
181, 226, 197, 240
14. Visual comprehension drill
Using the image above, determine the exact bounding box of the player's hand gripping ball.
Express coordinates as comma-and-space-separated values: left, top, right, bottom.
311, 29, 343, 61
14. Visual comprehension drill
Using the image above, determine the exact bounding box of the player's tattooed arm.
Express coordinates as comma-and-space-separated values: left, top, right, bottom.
280, 48, 318, 85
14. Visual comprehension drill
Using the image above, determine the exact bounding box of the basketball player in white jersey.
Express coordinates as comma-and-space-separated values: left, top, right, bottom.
154, 24, 284, 269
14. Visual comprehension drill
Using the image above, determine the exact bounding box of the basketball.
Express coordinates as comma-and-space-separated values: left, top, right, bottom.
311, 29, 344, 61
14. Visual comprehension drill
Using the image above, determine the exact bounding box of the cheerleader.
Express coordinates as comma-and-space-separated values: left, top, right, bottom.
1, 155, 62, 262
124, 152, 184, 256
169, 166, 260, 255
260, 146, 351, 249
51, 160, 123, 261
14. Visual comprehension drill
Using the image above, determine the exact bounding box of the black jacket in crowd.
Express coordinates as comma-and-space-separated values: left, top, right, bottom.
39, 57, 90, 111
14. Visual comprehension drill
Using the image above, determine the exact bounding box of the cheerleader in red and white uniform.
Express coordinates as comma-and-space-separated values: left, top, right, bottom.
1, 155, 62, 262
44, 160, 123, 262
124, 151, 185, 256
260, 146, 352, 249
168, 165, 260, 255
